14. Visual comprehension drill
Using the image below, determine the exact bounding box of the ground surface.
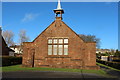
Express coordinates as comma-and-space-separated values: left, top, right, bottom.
100, 66, 120, 80
2, 71, 119, 80
2, 71, 106, 78
1, 63, 120, 80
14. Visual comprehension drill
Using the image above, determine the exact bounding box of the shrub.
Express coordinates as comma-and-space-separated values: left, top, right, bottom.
1, 56, 22, 66
96, 59, 120, 70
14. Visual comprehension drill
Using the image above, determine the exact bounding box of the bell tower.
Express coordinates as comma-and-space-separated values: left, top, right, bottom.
53, 0, 64, 20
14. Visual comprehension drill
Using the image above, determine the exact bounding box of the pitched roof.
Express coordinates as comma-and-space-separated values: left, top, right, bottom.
33, 21, 55, 42
33, 20, 85, 42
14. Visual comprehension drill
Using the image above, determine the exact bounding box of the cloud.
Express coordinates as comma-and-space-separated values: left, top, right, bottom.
22, 13, 39, 22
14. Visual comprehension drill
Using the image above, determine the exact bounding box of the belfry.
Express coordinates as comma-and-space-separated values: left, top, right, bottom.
53, 0, 64, 20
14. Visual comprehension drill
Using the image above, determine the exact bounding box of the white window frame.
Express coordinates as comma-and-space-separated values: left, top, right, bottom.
48, 38, 68, 55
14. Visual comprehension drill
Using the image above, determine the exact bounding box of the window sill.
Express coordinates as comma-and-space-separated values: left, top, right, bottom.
46, 55, 71, 58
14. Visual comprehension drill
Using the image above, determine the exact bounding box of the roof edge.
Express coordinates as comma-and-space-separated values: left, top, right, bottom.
32, 21, 55, 42
61, 21, 85, 42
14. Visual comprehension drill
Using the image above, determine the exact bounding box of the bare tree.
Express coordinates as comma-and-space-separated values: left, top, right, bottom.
79, 34, 101, 49
2, 30, 14, 46
19, 30, 29, 44
18, 30, 30, 54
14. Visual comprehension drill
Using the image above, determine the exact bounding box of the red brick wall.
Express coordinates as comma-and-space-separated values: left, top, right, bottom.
22, 19, 99, 70
84, 42, 96, 66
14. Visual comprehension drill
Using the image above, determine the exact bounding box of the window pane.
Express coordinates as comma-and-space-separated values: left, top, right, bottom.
58, 45, 63, 55
64, 45, 68, 55
64, 39, 68, 43
48, 39, 52, 44
64, 45, 68, 48
48, 45, 52, 55
53, 39, 58, 44
59, 39, 63, 44
53, 45, 57, 55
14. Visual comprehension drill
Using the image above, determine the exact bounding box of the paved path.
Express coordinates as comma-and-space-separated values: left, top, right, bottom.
2, 71, 105, 78
1, 65, 120, 80
100, 66, 120, 80
2, 71, 119, 80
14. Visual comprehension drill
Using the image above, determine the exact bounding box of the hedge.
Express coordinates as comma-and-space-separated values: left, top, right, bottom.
96, 59, 120, 70
1, 56, 22, 66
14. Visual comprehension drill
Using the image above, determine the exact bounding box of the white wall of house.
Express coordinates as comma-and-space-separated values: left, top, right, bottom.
10, 48, 22, 54
9, 51, 15, 56
101, 56, 108, 61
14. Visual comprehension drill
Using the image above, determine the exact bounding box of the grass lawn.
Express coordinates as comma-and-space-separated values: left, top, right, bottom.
0, 64, 109, 77
2, 62, 119, 77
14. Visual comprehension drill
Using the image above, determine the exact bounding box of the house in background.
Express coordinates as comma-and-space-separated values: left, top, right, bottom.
101, 56, 108, 61
10, 45, 22, 57
96, 49, 111, 53
9, 48, 15, 56
22, 0, 99, 70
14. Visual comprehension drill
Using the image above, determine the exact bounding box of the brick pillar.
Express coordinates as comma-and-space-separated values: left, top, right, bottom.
84, 42, 96, 66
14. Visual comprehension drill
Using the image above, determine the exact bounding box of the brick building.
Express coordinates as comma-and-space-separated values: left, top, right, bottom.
0, 27, 15, 56
22, 0, 99, 70
0, 27, 9, 56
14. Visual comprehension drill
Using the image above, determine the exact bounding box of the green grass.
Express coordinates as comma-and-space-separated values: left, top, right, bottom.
2, 62, 119, 74
96, 62, 120, 72
0, 65, 107, 76
1, 63, 119, 78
